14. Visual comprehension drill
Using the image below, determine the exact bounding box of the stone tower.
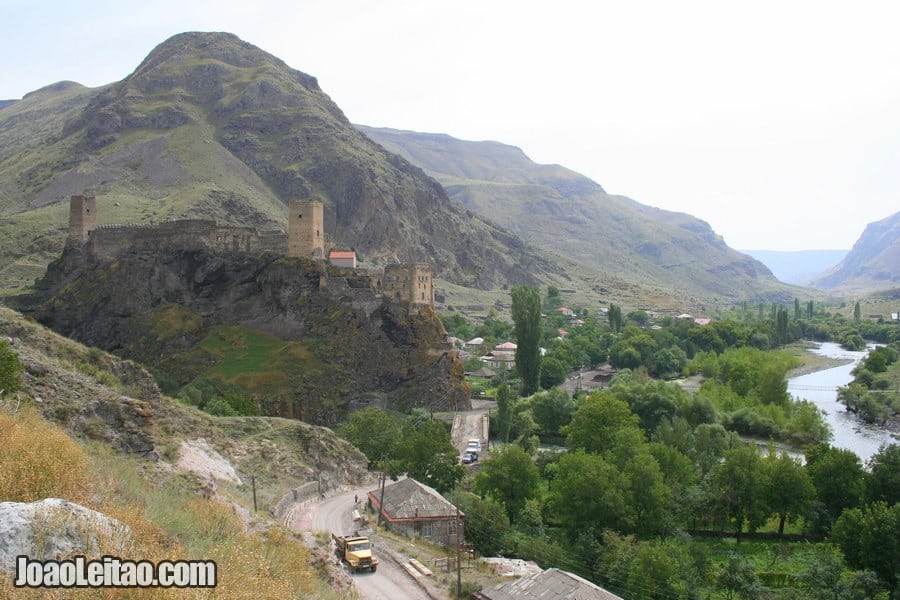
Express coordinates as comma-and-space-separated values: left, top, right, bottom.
68, 195, 97, 245
287, 199, 324, 258
383, 263, 434, 307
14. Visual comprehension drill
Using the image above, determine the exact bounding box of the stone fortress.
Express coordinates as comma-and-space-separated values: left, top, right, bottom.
66, 194, 434, 311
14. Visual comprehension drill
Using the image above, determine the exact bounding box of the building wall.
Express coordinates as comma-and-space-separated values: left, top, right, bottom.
330, 256, 356, 269
384, 517, 462, 547
83, 219, 288, 261
68, 195, 97, 245
382, 263, 434, 307
287, 199, 324, 258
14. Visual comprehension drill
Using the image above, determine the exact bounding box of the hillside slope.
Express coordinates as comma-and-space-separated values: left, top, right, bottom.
809, 211, 900, 294
357, 126, 795, 303
0, 304, 367, 596
0, 32, 553, 293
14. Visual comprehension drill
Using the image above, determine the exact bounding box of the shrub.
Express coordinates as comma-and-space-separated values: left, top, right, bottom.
0, 339, 22, 397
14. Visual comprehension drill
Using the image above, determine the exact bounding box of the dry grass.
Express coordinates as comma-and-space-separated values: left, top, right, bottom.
0, 407, 336, 599
0, 408, 90, 504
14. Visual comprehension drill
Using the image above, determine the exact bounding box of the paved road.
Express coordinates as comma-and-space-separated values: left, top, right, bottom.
290, 484, 433, 600
452, 399, 493, 454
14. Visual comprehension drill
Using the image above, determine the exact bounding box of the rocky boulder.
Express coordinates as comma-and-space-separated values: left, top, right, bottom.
0, 499, 132, 572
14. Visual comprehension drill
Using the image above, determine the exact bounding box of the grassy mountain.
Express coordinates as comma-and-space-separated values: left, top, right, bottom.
809, 211, 900, 295
741, 249, 848, 285
0, 32, 554, 294
357, 126, 796, 303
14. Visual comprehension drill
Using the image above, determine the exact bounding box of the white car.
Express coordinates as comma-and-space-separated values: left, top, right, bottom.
466, 439, 481, 453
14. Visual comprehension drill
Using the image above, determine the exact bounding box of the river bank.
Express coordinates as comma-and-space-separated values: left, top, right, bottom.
789, 342, 898, 461
785, 341, 854, 377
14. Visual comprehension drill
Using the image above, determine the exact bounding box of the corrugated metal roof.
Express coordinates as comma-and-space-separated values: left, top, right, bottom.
475, 568, 623, 600
368, 478, 460, 520
329, 250, 356, 259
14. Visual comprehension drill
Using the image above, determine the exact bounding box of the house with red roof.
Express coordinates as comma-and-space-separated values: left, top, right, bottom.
328, 249, 357, 268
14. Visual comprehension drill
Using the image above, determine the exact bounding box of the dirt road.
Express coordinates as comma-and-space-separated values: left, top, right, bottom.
289, 484, 435, 600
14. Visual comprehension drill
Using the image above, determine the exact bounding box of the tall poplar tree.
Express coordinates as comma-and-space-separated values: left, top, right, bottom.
511, 285, 542, 395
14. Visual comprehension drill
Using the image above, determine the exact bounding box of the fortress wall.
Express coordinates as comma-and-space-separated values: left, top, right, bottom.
85, 220, 290, 259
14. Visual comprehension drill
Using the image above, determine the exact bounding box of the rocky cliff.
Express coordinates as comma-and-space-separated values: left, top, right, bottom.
22, 245, 469, 422
809, 211, 900, 295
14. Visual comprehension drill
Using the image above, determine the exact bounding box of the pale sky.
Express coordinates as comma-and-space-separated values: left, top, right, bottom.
2, 0, 898, 251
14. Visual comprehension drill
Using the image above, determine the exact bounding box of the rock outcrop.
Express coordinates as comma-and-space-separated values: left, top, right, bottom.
0, 499, 132, 572
22, 245, 469, 422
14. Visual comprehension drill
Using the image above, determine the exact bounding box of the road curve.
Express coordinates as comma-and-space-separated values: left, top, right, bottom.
290, 485, 432, 600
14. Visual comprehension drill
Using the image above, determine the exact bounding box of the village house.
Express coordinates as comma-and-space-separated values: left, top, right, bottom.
494, 341, 517, 351
556, 307, 575, 318
480, 350, 516, 371
464, 337, 485, 353
368, 478, 464, 546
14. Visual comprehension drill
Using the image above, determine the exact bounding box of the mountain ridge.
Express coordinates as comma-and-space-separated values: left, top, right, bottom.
357, 125, 792, 303
809, 211, 900, 294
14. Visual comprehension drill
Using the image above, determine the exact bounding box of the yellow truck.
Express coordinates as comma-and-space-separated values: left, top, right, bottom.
332, 533, 379, 573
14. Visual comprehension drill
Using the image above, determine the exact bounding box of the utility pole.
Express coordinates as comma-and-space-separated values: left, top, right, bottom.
377, 454, 388, 527
456, 503, 462, 598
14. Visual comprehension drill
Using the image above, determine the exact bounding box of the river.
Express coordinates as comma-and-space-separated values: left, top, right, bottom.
788, 342, 897, 462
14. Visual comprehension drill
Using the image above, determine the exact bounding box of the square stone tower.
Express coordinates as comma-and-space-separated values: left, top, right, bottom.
68, 195, 98, 245
288, 199, 324, 258
383, 263, 434, 307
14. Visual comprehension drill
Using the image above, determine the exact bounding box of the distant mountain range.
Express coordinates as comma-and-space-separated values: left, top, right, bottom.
808, 211, 900, 294
740, 249, 848, 286
357, 126, 792, 302
0, 31, 800, 306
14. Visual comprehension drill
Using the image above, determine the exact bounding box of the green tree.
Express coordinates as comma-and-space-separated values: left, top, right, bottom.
398, 419, 465, 493
564, 391, 645, 457
807, 300, 814, 319
0, 340, 22, 397
495, 383, 513, 443
447, 491, 510, 556
806, 444, 866, 532
763, 451, 815, 536
608, 304, 624, 333
854, 301, 862, 322
795, 298, 801, 321
776, 308, 789, 346
625, 451, 672, 536
511, 286, 542, 395
552, 450, 631, 535
710, 445, 767, 540
336, 407, 403, 467
531, 388, 575, 435
474, 444, 540, 521
866, 443, 900, 505
539, 356, 568, 389
717, 553, 762, 600
832, 502, 900, 598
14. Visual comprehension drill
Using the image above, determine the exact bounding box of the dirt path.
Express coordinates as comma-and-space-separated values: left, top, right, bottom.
288, 484, 439, 600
